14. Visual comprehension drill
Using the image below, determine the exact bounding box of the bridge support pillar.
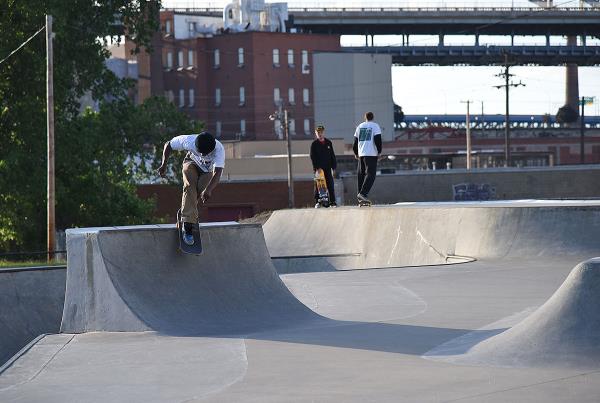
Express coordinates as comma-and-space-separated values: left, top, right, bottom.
565, 36, 580, 118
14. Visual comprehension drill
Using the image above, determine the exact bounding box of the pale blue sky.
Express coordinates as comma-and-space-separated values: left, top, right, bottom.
164, 0, 600, 115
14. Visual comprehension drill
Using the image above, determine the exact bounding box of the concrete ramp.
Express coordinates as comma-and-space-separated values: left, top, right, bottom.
427, 258, 600, 368
0, 268, 65, 366
264, 205, 600, 272
60, 224, 319, 335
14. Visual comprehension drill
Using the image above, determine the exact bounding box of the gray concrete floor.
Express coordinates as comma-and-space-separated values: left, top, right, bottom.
2, 256, 599, 402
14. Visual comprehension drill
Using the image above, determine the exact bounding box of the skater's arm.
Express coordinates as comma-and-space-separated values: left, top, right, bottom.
310, 141, 318, 171
200, 167, 223, 202
157, 141, 173, 177
352, 137, 358, 159
374, 134, 382, 155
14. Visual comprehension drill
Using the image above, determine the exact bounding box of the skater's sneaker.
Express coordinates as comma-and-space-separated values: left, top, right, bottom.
182, 222, 194, 245
330, 202, 338, 208
357, 193, 370, 203
315, 202, 321, 208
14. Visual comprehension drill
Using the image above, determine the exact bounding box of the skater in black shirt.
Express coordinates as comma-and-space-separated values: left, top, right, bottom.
310, 125, 337, 207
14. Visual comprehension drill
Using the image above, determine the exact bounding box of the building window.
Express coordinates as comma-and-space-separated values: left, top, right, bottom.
240, 119, 246, 136
239, 86, 245, 106
288, 88, 295, 105
179, 89, 185, 107
304, 118, 310, 135
238, 47, 244, 66
216, 121, 222, 137
165, 20, 172, 36
302, 50, 309, 74
166, 52, 173, 70
272, 48, 280, 67
287, 49, 294, 67
215, 88, 221, 106
188, 89, 195, 107
165, 90, 174, 103
289, 118, 296, 135
303, 88, 310, 106
214, 49, 220, 68
188, 50, 195, 68
177, 51, 184, 70
273, 88, 280, 105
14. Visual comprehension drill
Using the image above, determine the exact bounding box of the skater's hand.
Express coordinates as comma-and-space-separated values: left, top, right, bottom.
200, 189, 212, 203
157, 164, 167, 178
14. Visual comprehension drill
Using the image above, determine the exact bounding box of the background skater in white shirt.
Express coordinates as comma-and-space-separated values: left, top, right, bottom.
353, 112, 382, 205
157, 131, 225, 245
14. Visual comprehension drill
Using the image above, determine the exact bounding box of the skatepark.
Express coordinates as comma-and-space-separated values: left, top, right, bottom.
1, 201, 600, 402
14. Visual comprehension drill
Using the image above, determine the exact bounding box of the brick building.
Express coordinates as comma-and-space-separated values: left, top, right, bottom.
136, 10, 340, 141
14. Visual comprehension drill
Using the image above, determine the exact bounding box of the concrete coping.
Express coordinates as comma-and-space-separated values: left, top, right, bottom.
65, 222, 253, 236
391, 200, 600, 208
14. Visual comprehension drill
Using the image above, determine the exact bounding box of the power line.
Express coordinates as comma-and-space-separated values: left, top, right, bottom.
0, 26, 45, 67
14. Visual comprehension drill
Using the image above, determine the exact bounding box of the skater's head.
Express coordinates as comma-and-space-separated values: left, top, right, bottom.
315, 125, 325, 140
195, 131, 216, 155
365, 112, 374, 121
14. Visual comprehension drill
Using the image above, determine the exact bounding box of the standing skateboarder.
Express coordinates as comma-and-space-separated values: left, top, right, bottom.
310, 124, 337, 207
353, 112, 382, 205
157, 131, 225, 245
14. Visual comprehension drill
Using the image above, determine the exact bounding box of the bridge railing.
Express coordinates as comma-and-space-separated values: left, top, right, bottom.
289, 7, 592, 12
164, 7, 596, 13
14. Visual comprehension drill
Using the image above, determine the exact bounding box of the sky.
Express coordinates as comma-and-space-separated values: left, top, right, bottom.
163, 0, 600, 116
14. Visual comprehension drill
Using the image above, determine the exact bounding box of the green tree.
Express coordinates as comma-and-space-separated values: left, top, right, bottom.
55, 97, 201, 231
0, 1, 196, 252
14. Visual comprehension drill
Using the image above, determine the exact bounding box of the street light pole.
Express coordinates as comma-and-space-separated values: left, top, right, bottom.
284, 109, 294, 208
269, 104, 294, 208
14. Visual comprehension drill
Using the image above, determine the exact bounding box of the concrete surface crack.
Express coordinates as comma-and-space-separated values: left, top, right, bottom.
0, 334, 75, 392
387, 226, 403, 265
444, 369, 600, 402
416, 230, 447, 260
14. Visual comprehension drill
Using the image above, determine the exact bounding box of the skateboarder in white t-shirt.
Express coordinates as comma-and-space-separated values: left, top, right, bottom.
157, 131, 225, 245
353, 112, 382, 205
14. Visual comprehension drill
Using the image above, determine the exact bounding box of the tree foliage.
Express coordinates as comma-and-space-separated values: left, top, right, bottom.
55, 97, 201, 232
556, 104, 579, 124
0, 1, 199, 251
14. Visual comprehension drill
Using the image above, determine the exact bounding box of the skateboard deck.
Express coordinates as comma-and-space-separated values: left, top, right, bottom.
176, 209, 203, 255
358, 197, 372, 207
314, 168, 330, 207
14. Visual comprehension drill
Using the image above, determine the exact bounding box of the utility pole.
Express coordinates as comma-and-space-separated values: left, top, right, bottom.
579, 97, 594, 164
480, 101, 485, 137
580, 96, 585, 164
269, 103, 294, 208
46, 15, 55, 261
494, 57, 525, 167
460, 100, 472, 170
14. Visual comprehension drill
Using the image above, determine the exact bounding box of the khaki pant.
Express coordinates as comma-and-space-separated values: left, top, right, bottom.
181, 162, 210, 223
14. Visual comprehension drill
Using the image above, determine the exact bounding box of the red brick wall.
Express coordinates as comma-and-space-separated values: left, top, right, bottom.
144, 23, 340, 140
137, 180, 315, 223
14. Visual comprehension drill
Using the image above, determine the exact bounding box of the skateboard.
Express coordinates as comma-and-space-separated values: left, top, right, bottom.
358, 196, 372, 207
176, 209, 203, 255
314, 168, 330, 207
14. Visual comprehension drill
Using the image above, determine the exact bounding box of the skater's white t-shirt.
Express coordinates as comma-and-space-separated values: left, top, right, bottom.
354, 121, 382, 157
170, 135, 225, 172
